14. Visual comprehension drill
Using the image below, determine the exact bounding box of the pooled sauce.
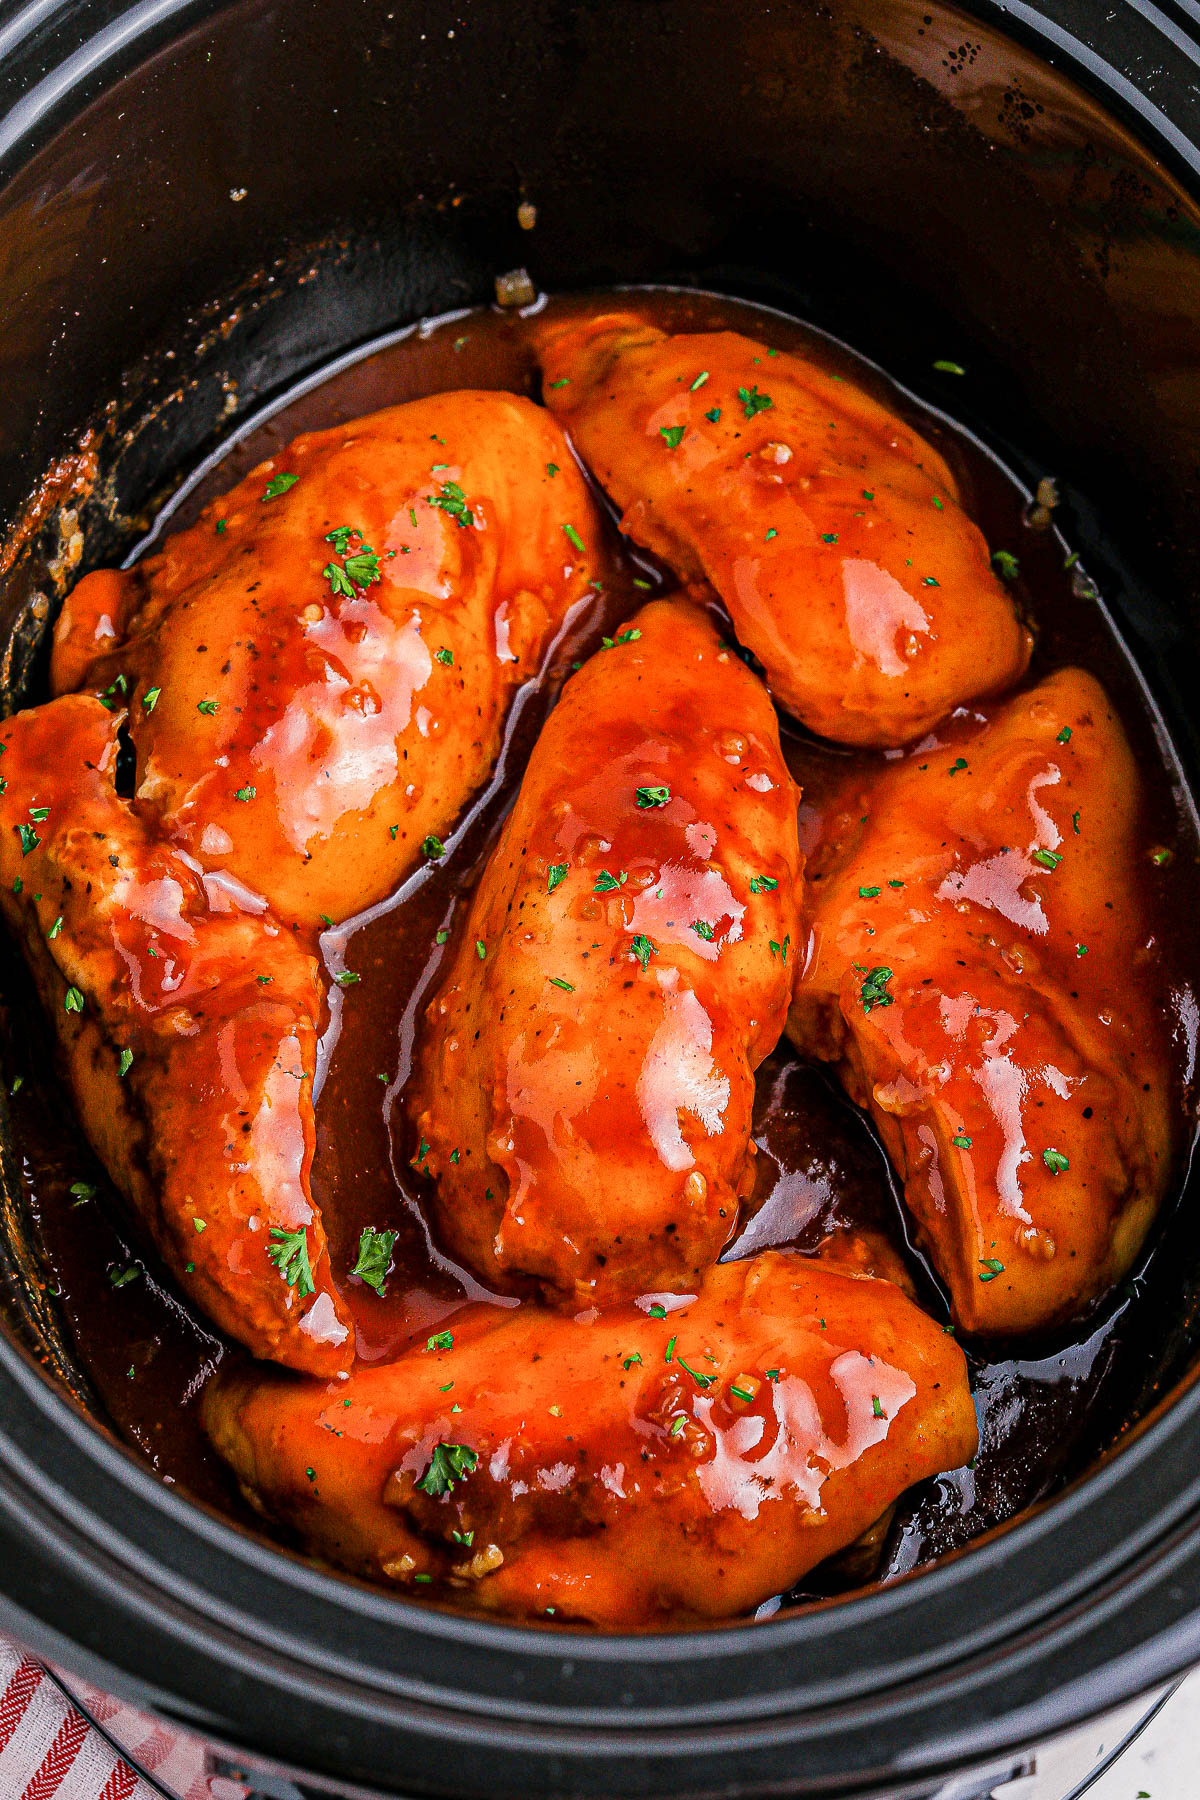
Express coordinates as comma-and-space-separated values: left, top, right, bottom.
4, 290, 1197, 1592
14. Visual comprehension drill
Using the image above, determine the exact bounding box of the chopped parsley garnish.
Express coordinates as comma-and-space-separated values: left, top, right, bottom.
665, 1335, 677, 1363
623, 1352, 643, 1369
933, 359, 966, 375
648, 1303, 667, 1319
47, 917, 62, 939
1031, 848, 1061, 870
262, 473, 299, 499
601, 629, 642, 649
546, 463, 559, 478
427, 481, 475, 529
690, 371, 710, 391
692, 920, 715, 941
561, 522, 585, 554
1076, 943, 1088, 957
737, 384, 773, 419
64, 987, 84, 1014
118, 1049, 133, 1078
549, 376, 570, 389
234, 785, 256, 802
635, 785, 670, 808
436, 928, 450, 944
859, 886, 881, 898
69, 1182, 96, 1205
630, 934, 656, 970
427, 1331, 454, 1351
197, 699, 218, 715
1042, 1147, 1070, 1174
142, 686, 161, 713
215, 519, 227, 534
109, 1266, 140, 1289
435, 647, 454, 666
547, 863, 569, 893
17, 825, 39, 857
888, 878, 904, 888
729, 1385, 755, 1403
333, 970, 361, 987
475, 939, 486, 960
676, 1355, 713, 1389
768, 936, 790, 962
749, 876, 778, 895
1056, 726, 1072, 744
922, 575, 940, 587
451, 1528, 474, 1547
704, 406, 722, 423
952, 1134, 972, 1149
1151, 847, 1173, 867
978, 1258, 1005, 1282
821, 532, 838, 545
764, 528, 777, 542
859, 965, 894, 1012
417, 1441, 478, 1497
593, 870, 627, 893
423, 834, 445, 859
27, 806, 49, 823
992, 549, 1020, 582
549, 976, 575, 992
351, 1226, 398, 1294
872, 1395, 884, 1418
660, 425, 686, 450
669, 1415, 687, 1437
268, 1226, 315, 1296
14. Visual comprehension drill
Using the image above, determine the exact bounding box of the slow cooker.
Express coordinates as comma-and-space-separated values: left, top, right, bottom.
2, 1, 1200, 1795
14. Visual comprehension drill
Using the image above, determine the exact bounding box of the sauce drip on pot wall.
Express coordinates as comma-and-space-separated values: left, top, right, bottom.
4, 290, 1196, 1601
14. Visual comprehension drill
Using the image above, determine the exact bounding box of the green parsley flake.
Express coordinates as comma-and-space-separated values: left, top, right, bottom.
859, 965, 894, 1012
427, 1331, 454, 1353
197, 699, 218, 716
768, 936, 791, 962
476, 940, 487, 960
1043, 1147, 1070, 1174
660, 425, 685, 450
435, 647, 454, 666
749, 875, 778, 894
70, 1182, 96, 1205
48, 916, 62, 939
333, 970, 360, 987
635, 785, 671, 808
547, 862, 569, 893
234, 785, 256, 802
118, 1049, 133, 1078
948, 758, 967, 775
436, 928, 450, 944
1151, 847, 1173, 867
952, 1134, 972, 1149
821, 532, 838, 545
142, 687, 161, 713
352, 1226, 398, 1294
428, 481, 475, 529
1056, 726, 1072, 744
623, 1352, 643, 1369
978, 1258, 1005, 1282
193, 1217, 207, 1233
601, 629, 642, 649
109, 1266, 140, 1289
922, 575, 940, 587
704, 406, 722, 423
593, 869, 627, 893
764, 528, 777, 542
561, 522, 585, 554
690, 371, 709, 391
549, 976, 575, 992
17, 825, 39, 857
262, 473, 299, 499
1032, 848, 1061, 871
933, 360, 966, 375
872, 1396, 884, 1418
669, 1415, 687, 1437
64, 987, 84, 1014
737, 384, 773, 419
692, 920, 715, 941
546, 463, 559, 477
549, 376, 570, 389
992, 549, 1020, 582
858, 886, 881, 898
423, 834, 445, 859
268, 1226, 314, 1296
1076, 943, 1088, 957
630, 934, 656, 970
417, 1441, 478, 1497
215, 519, 227, 535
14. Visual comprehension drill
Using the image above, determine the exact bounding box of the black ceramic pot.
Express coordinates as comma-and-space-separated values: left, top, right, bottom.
2, 2, 1200, 1796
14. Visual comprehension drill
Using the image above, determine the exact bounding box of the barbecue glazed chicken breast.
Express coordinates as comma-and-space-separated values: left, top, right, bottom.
789, 668, 1174, 1334
538, 312, 1031, 747
4, 393, 602, 1370
53, 391, 600, 928
203, 1249, 978, 1626
409, 600, 803, 1305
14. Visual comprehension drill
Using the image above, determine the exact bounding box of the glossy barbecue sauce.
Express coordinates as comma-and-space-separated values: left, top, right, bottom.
5, 290, 1198, 1598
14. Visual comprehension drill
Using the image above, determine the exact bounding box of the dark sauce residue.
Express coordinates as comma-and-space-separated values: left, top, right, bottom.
3, 289, 1198, 1599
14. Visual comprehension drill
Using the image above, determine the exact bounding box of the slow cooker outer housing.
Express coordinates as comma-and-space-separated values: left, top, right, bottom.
1, 1, 1200, 1795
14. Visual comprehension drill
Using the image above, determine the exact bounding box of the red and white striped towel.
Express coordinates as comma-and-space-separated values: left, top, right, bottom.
0, 1640, 251, 1800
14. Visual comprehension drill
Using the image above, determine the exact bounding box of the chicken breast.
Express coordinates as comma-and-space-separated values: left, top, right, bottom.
52, 391, 601, 927
537, 312, 1031, 746
788, 668, 1175, 1334
408, 600, 803, 1305
202, 1249, 977, 1627
0, 696, 350, 1372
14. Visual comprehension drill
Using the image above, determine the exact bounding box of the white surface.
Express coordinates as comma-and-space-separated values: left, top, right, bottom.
1082, 1669, 1200, 1799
